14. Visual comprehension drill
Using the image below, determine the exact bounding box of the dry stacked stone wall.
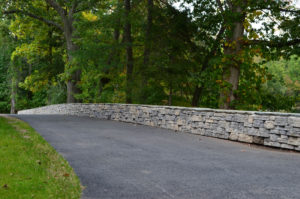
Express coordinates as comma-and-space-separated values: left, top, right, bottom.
18, 103, 300, 151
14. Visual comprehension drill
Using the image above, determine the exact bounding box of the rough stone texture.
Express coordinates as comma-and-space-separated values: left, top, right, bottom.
264, 121, 275, 129
18, 103, 300, 151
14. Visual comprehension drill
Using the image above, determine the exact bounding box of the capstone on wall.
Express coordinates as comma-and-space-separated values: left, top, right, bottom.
18, 103, 300, 151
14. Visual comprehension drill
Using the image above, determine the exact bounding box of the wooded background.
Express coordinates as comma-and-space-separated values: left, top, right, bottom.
0, 0, 299, 113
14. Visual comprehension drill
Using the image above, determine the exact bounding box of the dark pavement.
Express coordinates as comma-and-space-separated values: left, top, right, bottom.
14, 115, 300, 199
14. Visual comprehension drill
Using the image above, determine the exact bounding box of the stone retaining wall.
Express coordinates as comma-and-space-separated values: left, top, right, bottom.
18, 103, 300, 151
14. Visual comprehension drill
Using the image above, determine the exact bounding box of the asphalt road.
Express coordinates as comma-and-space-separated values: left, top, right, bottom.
14, 115, 300, 199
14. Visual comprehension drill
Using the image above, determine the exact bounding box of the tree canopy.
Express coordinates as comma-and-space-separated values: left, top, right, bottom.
0, 0, 299, 113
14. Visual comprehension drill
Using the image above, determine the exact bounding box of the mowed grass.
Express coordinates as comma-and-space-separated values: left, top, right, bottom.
0, 116, 81, 199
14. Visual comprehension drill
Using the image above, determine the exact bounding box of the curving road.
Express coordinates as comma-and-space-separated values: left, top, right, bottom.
15, 115, 300, 199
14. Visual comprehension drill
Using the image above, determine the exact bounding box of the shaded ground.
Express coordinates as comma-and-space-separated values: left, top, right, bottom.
15, 115, 300, 199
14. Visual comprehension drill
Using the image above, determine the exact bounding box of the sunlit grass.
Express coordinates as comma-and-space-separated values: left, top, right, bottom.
0, 116, 81, 199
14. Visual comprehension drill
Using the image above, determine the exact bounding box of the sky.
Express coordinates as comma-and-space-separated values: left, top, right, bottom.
174, 0, 300, 11
296, 0, 300, 8
174, 0, 300, 36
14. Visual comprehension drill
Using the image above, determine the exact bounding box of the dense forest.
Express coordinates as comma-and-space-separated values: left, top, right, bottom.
0, 0, 299, 113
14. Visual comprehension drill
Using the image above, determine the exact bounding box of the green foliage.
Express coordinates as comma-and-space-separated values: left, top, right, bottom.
0, 56, 10, 113
0, 20, 15, 113
0, 0, 299, 112
262, 56, 300, 111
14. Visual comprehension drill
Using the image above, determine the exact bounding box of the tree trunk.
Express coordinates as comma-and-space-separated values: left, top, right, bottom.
220, 65, 240, 109
112, 25, 121, 65
99, 7, 121, 99
64, 16, 81, 103
191, 58, 209, 107
10, 67, 18, 114
66, 69, 81, 103
124, 0, 134, 103
5, 0, 82, 104
143, 0, 153, 69
99, 21, 120, 97
220, 5, 244, 109
45, 0, 81, 103
192, 86, 203, 107
107, 0, 121, 67
107, 22, 121, 66
10, 96, 16, 114
10, 85, 17, 114
168, 82, 172, 106
140, 0, 153, 102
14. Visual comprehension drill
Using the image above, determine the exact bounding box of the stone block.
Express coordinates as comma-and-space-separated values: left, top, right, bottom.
233, 115, 247, 123
257, 128, 271, 137
279, 130, 288, 135
174, 110, 181, 115
244, 127, 257, 136
206, 119, 214, 123
211, 116, 224, 121
216, 133, 229, 139
244, 122, 253, 127
215, 126, 225, 133
230, 122, 239, 129
277, 135, 288, 144
231, 115, 240, 122
190, 115, 202, 122
225, 115, 233, 121
248, 115, 254, 123
218, 121, 227, 128
206, 112, 214, 116
281, 144, 294, 150
269, 134, 279, 142
214, 113, 225, 117
270, 129, 279, 134
191, 122, 199, 128
288, 117, 300, 128
176, 119, 185, 126
286, 130, 300, 137
225, 127, 233, 133
197, 122, 206, 128
229, 132, 238, 141
264, 140, 281, 148
275, 117, 287, 126
287, 137, 300, 146
253, 120, 263, 128
191, 129, 202, 135
204, 130, 213, 136
253, 136, 264, 145
264, 121, 275, 129
254, 115, 269, 121
238, 134, 253, 143
269, 116, 275, 121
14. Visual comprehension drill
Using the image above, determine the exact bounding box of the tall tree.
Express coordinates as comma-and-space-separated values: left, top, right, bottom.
217, 0, 245, 109
0, 20, 16, 113
1, 0, 299, 112
191, 0, 300, 109
140, 0, 154, 102
44, 0, 81, 103
124, 0, 134, 103
2, 0, 100, 103
219, 0, 299, 109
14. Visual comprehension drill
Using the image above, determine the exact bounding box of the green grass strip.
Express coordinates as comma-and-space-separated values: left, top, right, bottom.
0, 116, 81, 199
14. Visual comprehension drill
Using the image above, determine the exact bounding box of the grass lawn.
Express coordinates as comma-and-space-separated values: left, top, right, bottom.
0, 116, 81, 199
